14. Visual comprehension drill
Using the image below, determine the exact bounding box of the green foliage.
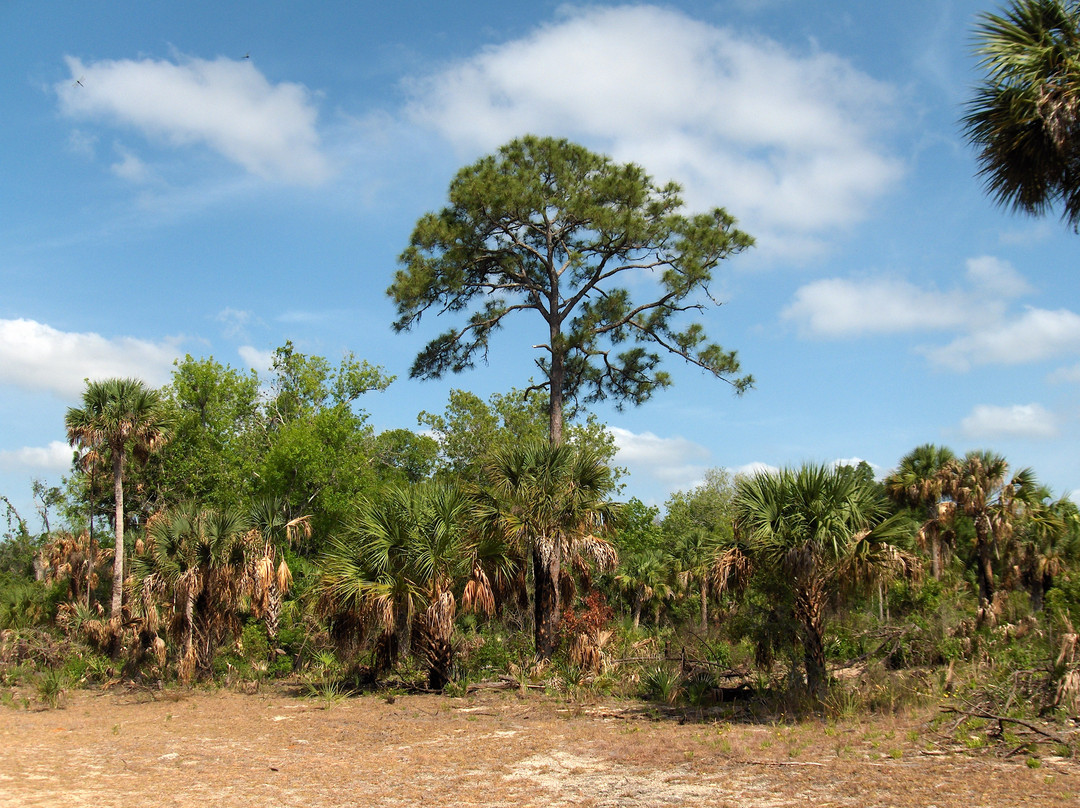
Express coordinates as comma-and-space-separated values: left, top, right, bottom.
390, 135, 753, 443
962, 0, 1080, 228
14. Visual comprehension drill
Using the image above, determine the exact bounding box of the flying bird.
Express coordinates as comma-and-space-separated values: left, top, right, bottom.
72, 76, 84, 87
243, 52, 250, 59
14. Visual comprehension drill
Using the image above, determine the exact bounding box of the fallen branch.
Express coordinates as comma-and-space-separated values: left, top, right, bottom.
940, 706, 1070, 746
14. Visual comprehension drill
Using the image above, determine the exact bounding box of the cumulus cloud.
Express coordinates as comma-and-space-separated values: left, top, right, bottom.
782, 277, 972, 337
784, 256, 1080, 372
734, 461, 780, 478
609, 426, 711, 493
926, 307, 1080, 371
1049, 363, 1080, 383
783, 255, 1030, 339
56, 54, 330, 185
960, 404, 1058, 440
406, 5, 901, 249
0, 441, 73, 472
238, 345, 275, 374
0, 319, 181, 398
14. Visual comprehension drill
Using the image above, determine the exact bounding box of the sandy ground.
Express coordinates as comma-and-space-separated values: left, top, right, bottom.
0, 686, 1077, 807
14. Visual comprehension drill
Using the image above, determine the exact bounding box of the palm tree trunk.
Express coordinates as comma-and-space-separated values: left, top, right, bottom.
975, 515, 995, 608
111, 447, 125, 620
533, 540, 561, 659
930, 528, 942, 580
795, 584, 827, 700
699, 583, 708, 632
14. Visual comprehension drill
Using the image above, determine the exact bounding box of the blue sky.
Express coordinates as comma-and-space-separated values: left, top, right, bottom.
2, 0, 1078, 529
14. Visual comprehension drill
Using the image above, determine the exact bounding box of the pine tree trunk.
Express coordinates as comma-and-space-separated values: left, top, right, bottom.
533, 539, 561, 659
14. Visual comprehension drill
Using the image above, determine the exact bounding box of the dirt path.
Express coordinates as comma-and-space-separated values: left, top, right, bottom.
0, 687, 1076, 807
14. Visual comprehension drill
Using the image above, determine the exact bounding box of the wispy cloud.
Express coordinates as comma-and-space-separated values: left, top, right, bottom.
405, 5, 902, 255
0, 319, 181, 398
57, 54, 331, 185
960, 403, 1059, 440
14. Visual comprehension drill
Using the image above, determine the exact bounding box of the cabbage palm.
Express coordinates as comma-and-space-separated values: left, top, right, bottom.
316, 482, 493, 688
66, 378, 172, 619
962, 0, 1080, 228
942, 451, 1041, 612
479, 441, 617, 659
249, 496, 311, 643
732, 464, 911, 699
884, 444, 956, 579
133, 504, 252, 682
615, 548, 675, 629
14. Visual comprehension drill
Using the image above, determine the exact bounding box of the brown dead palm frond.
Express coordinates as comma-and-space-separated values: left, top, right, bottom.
461, 567, 495, 617
710, 545, 751, 595
577, 533, 618, 573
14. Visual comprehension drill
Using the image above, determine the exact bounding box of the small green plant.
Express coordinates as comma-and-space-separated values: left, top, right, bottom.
1027, 756, 1042, 769
36, 669, 67, 709
641, 665, 682, 705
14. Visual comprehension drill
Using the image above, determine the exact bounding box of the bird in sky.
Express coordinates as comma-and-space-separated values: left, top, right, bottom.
72, 76, 84, 87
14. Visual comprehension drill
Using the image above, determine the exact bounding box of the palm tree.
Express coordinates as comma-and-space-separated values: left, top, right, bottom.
1011, 491, 1077, 611
478, 441, 618, 659
731, 464, 911, 699
884, 444, 956, 579
249, 496, 311, 644
66, 378, 172, 620
614, 548, 675, 629
942, 451, 1041, 614
962, 0, 1080, 228
317, 481, 496, 688
133, 504, 253, 682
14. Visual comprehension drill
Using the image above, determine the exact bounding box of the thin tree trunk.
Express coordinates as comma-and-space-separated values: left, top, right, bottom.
533, 540, 561, 659
975, 515, 995, 608
930, 528, 942, 580
699, 583, 708, 632
111, 447, 125, 620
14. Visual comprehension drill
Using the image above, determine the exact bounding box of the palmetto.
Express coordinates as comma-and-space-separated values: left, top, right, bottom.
941, 450, 1041, 615
478, 441, 618, 660
885, 444, 956, 579
731, 464, 910, 699
133, 503, 252, 682
66, 378, 172, 621
316, 481, 495, 688
963, 0, 1080, 228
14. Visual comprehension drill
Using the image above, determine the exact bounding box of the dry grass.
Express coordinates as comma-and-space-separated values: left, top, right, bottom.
0, 685, 1077, 807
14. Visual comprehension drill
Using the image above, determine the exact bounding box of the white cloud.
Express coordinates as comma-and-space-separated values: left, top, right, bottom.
926, 307, 1080, 371
0, 441, 73, 472
57, 54, 330, 185
734, 461, 780, 478
406, 5, 901, 248
964, 256, 1032, 299
110, 145, 152, 183
216, 308, 254, 339
609, 426, 711, 493
782, 277, 972, 337
0, 319, 181, 398
238, 345, 275, 374
960, 404, 1058, 440
1049, 363, 1080, 383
